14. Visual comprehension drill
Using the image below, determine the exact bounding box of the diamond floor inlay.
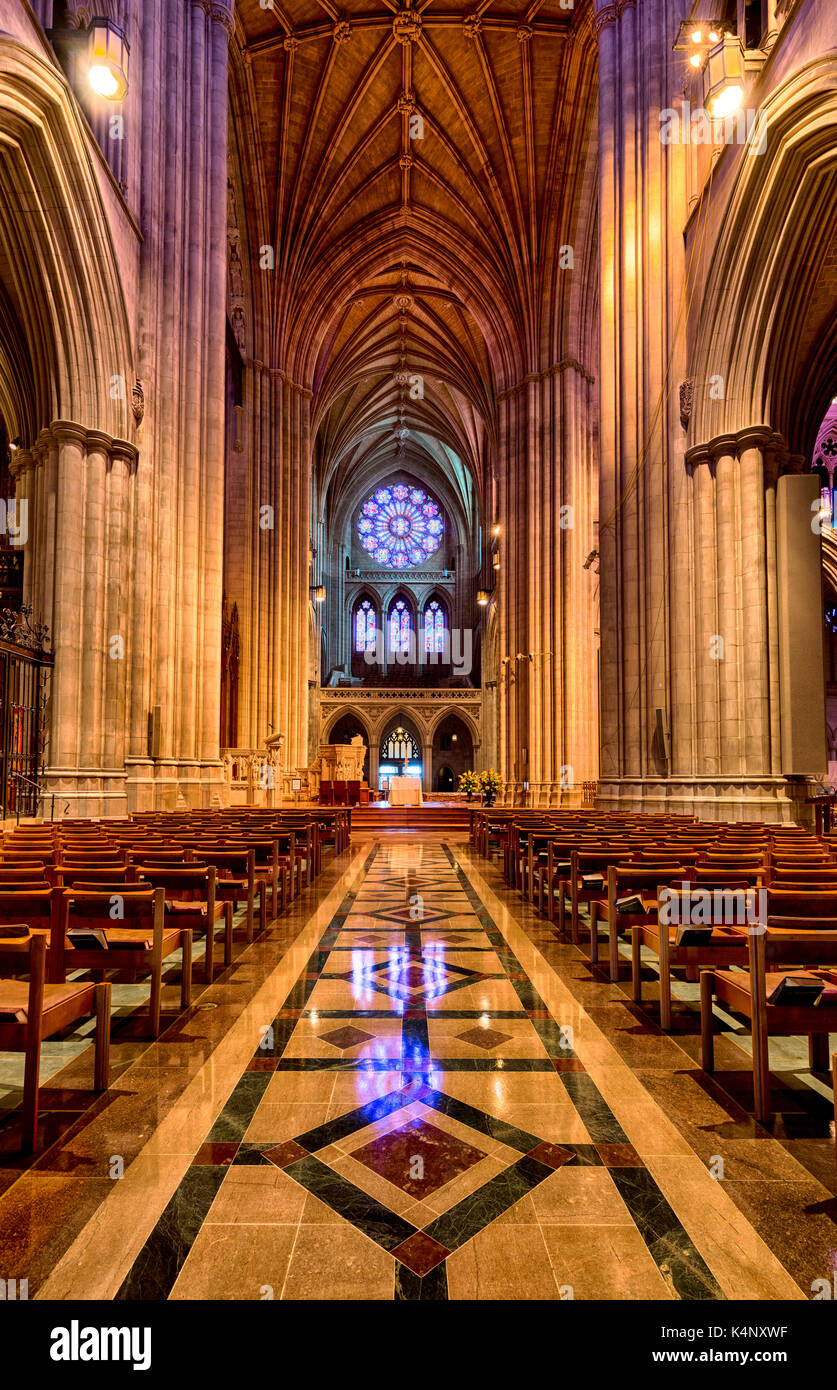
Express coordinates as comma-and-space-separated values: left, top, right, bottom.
27, 832, 827, 1305
456, 1026, 513, 1051
350, 1116, 487, 1199
321, 1026, 376, 1051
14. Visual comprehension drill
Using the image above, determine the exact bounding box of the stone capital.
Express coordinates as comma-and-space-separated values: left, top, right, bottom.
7, 448, 35, 481
707, 433, 740, 462
86, 429, 115, 459
49, 419, 89, 450
109, 439, 140, 475
735, 425, 774, 456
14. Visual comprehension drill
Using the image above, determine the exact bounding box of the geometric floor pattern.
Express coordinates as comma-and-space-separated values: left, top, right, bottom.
115, 843, 730, 1300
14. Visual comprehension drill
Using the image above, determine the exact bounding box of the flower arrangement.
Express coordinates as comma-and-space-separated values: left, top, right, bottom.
459, 770, 480, 800
478, 769, 503, 806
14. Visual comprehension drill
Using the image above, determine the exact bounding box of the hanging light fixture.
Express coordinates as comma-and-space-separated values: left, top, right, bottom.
314, 585, 326, 604
703, 33, 746, 118
477, 589, 489, 607
88, 18, 129, 100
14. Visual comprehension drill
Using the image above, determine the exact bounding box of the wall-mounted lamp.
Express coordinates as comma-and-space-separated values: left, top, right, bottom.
491, 523, 500, 537
88, 18, 129, 100
703, 34, 746, 118
673, 18, 722, 52
492, 552, 500, 570
477, 589, 489, 607
7, 437, 20, 453
313, 585, 326, 604
673, 18, 723, 71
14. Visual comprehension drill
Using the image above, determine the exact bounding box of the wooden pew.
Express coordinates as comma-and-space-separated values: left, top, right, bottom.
0, 931, 110, 1152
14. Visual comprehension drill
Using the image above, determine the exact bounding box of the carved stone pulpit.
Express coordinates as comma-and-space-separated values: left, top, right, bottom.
308, 737, 366, 798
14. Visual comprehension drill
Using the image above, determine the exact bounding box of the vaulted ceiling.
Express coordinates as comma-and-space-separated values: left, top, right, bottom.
230, 0, 598, 536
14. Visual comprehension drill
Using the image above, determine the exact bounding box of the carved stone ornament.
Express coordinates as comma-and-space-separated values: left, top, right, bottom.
679, 378, 694, 431
393, 10, 422, 44
333, 19, 352, 43
397, 90, 416, 114
393, 294, 413, 311
283, 34, 300, 51
399, 153, 413, 170
463, 13, 482, 40
516, 22, 532, 42
131, 379, 144, 427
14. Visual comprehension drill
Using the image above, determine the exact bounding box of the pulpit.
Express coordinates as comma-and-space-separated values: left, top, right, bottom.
308, 737, 367, 803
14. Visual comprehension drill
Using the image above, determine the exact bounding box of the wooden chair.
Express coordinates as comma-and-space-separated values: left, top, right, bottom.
57, 867, 132, 889
0, 888, 63, 981
61, 887, 191, 1038
346, 780, 361, 808
59, 850, 127, 869
0, 867, 54, 888
701, 925, 837, 1122
198, 848, 262, 943
133, 866, 227, 983
596, 864, 693, 981
0, 931, 110, 1151
319, 781, 334, 806
570, 848, 637, 947
630, 881, 752, 1029
236, 836, 284, 912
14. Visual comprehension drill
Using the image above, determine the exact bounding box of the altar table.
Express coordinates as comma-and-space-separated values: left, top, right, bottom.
388, 776, 423, 807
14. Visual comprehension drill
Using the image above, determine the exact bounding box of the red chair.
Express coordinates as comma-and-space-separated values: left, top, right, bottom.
319, 781, 334, 806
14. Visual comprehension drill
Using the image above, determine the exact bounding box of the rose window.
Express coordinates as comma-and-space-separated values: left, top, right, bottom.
357, 484, 443, 568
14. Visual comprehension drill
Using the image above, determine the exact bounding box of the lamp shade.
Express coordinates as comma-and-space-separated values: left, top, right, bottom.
702, 34, 745, 118
88, 18, 129, 100
476, 589, 489, 607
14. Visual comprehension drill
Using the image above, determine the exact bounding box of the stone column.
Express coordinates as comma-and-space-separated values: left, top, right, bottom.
422, 739, 432, 797
131, 0, 233, 809
595, 0, 690, 810
682, 429, 805, 819
495, 361, 598, 806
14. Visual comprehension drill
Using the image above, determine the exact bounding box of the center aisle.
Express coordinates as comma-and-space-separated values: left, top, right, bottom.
105, 837, 787, 1301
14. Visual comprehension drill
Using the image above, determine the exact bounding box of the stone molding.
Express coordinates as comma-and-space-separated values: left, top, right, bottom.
592, 0, 638, 39
684, 427, 805, 479
321, 687, 480, 703
32, 420, 140, 474
497, 357, 595, 401
251, 360, 313, 399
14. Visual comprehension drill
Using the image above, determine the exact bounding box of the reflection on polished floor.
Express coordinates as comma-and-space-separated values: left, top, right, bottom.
2, 834, 834, 1301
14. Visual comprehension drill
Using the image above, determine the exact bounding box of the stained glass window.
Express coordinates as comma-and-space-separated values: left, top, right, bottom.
424, 600, 446, 654
354, 599, 377, 653
389, 598, 412, 653
381, 726, 420, 761
357, 483, 443, 569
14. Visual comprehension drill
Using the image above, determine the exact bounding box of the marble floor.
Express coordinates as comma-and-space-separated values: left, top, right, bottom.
0, 834, 835, 1301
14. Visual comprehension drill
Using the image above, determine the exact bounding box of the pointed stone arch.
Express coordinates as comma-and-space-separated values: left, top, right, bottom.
0, 37, 135, 445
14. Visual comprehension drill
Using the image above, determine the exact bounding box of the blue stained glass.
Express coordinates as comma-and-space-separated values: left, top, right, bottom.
424, 600, 445, 654
389, 599, 411, 652
356, 483, 443, 570
354, 599, 377, 653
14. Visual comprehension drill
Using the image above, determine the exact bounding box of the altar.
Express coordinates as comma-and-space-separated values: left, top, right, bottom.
388, 775, 423, 807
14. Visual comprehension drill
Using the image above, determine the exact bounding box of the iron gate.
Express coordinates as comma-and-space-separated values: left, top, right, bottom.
0, 608, 52, 820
